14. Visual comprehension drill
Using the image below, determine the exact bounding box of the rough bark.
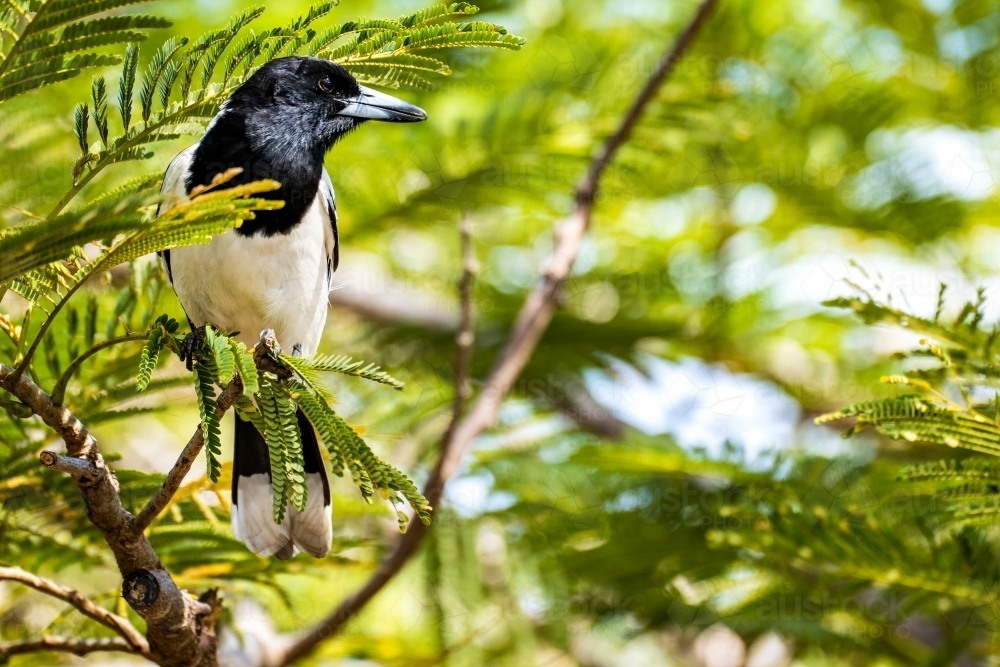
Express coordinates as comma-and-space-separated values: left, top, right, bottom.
0, 361, 224, 667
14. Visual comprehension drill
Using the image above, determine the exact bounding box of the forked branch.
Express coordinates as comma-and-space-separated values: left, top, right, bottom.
0, 636, 137, 659
0, 566, 148, 654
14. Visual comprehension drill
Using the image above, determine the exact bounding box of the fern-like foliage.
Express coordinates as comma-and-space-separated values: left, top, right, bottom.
899, 458, 1000, 483
292, 382, 431, 529
222, 345, 429, 527
196, 341, 433, 527
817, 285, 1000, 562
228, 338, 258, 395
4, 249, 88, 315
59, 2, 522, 215
312, 4, 524, 91
135, 313, 177, 391
276, 351, 426, 526
0, 172, 279, 286
0, 0, 171, 104
282, 352, 405, 390
817, 393, 1000, 456
819, 287, 1000, 458
193, 358, 222, 482
205, 325, 234, 386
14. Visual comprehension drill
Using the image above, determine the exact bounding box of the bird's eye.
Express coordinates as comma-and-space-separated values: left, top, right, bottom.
318, 76, 334, 94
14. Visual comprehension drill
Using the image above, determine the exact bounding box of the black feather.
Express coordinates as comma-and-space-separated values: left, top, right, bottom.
186, 57, 362, 237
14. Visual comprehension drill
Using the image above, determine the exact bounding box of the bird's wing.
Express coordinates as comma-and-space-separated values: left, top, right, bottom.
319, 169, 339, 280
157, 145, 198, 284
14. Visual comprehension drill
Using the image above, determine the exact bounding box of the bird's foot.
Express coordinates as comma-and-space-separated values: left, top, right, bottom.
257, 329, 280, 358
180, 325, 207, 371
254, 329, 293, 379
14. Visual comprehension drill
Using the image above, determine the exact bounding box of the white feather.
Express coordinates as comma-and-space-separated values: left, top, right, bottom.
289, 473, 333, 558
231, 474, 293, 558
158, 143, 336, 356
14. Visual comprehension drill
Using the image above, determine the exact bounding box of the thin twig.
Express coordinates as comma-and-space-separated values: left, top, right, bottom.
275, 6, 719, 662
0, 566, 148, 654
133, 373, 243, 532
51, 332, 148, 405
0, 360, 223, 665
442, 213, 478, 445
39, 450, 104, 483
0, 636, 136, 659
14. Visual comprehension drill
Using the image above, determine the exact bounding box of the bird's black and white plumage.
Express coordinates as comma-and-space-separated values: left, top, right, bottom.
156, 57, 426, 559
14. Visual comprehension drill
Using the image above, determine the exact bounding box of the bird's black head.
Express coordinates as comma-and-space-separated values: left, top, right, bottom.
188, 57, 426, 236
229, 57, 427, 157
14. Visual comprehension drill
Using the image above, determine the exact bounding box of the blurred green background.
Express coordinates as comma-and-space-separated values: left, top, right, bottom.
6, 0, 1000, 665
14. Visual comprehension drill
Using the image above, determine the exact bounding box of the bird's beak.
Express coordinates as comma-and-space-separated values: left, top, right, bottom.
338, 86, 427, 122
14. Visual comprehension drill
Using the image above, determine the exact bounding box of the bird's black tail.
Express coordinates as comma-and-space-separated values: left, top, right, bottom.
231, 410, 332, 559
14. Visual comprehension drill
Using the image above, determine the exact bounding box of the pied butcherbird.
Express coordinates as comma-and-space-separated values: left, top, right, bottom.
157, 57, 426, 559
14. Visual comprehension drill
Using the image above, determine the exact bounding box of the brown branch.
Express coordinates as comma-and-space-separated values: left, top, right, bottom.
444, 214, 478, 443
0, 636, 137, 659
327, 280, 460, 331
276, 3, 719, 663
0, 362, 220, 667
133, 373, 243, 532
0, 566, 148, 654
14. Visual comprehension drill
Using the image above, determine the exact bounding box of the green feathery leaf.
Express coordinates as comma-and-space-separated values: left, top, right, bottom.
194, 360, 222, 482
229, 338, 259, 395
205, 325, 235, 385
292, 383, 431, 526
136, 324, 164, 392
256, 376, 289, 523
73, 102, 89, 154
289, 353, 405, 390
277, 384, 307, 513
140, 36, 187, 122
91, 76, 109, 145
117, 42, 139, 133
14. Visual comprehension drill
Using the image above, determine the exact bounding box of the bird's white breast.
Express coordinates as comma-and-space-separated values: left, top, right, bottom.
169, 201, 329, 356
161, 145, 332, 356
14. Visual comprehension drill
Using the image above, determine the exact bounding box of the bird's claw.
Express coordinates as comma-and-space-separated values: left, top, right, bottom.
180, 325, 207, 371
257, 329, 280, 357
254, 329, 292, 379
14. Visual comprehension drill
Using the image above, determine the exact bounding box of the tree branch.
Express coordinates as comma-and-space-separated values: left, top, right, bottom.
0, 566, 148, 654
0, 362, 221, 667
276, 3, 719, 663
0, 636, 137, 659
133, 373, 244, 532
444, 214, 477, 443
51, 332, 148, 406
